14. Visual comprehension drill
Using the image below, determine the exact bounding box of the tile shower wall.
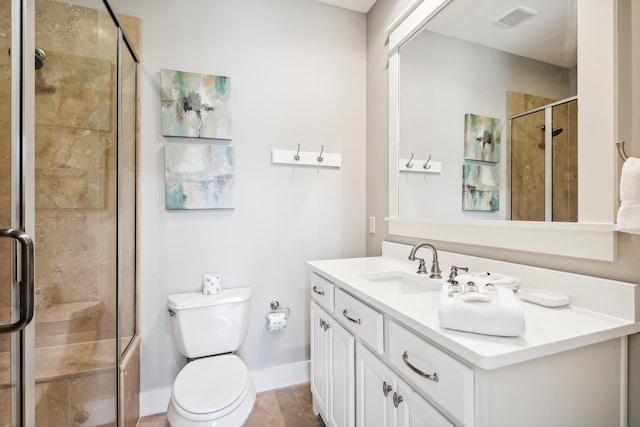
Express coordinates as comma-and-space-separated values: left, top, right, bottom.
31, 2, 141, 348
34, 0, 120, 343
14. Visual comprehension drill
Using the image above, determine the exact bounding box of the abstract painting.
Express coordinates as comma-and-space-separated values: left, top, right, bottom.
165, 142, 234, 210
464, 113, 502, 162
161, 69, 232, 139
462, 164, 499, 211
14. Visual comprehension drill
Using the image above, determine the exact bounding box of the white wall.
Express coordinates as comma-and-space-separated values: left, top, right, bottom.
111, 0, 366, 406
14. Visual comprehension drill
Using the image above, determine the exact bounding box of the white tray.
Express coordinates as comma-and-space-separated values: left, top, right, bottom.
518, 288, 570, 307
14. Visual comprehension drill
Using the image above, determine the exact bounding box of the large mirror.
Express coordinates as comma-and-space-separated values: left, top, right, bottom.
398, 0, 577, 221
387, 0, 618, 260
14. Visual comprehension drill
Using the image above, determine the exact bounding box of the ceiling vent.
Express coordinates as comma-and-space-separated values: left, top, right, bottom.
494, 5, 539, 28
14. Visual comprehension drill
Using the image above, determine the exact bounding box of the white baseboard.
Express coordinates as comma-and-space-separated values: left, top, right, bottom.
139, 387, 172, 418
139, 360, 310, 417
251, 359, 310, 393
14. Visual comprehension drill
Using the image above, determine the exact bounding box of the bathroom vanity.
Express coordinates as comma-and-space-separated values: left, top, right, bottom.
308, 242, 640, 427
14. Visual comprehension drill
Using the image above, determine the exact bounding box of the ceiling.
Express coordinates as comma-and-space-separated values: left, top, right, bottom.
423, 0, 577, 68
314, 0, 377, 13
313, 0, 577, 69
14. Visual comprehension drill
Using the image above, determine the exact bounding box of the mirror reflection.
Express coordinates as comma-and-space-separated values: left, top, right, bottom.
398, 0, 577, 221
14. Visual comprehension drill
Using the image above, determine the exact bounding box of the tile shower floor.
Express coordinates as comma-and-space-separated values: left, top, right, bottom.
138, 382, 325, 427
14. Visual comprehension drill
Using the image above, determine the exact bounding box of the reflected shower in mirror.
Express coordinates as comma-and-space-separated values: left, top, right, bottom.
398, 0, 577, 221
509, 96, 577, 222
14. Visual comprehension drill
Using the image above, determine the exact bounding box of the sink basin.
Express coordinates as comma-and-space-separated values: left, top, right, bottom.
361, 271, 442, 295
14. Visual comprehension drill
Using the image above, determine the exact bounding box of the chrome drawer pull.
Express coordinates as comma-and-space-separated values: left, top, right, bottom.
402, 351, 439, 382
342, 309, 361, 324
312, 286, 325, 296
393, 392, 403, 408
382, 381, 392, 397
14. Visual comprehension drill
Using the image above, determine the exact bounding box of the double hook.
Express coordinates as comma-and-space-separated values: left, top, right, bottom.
405, 153, 432, 169
293, 144, 325, 162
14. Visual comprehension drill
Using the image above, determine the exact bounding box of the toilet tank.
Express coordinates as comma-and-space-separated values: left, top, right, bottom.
168, 288, 252, 359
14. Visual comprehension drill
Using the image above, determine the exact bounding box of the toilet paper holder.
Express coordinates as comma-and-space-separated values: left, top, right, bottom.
269, 300, 291, 317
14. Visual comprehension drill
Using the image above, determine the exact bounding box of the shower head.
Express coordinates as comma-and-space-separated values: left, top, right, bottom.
34, 48, 46, 70
540, 125, 564, 137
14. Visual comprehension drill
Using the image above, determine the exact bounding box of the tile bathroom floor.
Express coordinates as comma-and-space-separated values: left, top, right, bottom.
138, 382, 325, 427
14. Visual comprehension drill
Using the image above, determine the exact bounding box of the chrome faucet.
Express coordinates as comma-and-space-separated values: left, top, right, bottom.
447, 265, 468, 284
408, 242, 442, 278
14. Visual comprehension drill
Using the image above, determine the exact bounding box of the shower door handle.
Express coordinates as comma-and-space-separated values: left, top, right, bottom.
0, 229, 35, 334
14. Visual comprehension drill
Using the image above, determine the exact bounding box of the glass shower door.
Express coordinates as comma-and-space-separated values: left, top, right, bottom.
32, 0, 120, 424
0, 1, 36, 426
2, 0, 138, 424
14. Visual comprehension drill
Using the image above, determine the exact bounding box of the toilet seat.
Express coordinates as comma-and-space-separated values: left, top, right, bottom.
171, 354, 251, 421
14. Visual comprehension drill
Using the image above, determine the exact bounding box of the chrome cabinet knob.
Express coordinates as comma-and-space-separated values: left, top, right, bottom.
393, 392, 403, 408
382, 381, 392, 397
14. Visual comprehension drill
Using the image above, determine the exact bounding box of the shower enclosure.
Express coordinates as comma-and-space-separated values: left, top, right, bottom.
0, 0, 139, 425
509, 98, 578, 222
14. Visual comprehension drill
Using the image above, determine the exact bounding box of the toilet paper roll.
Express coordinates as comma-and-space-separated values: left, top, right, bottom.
202, 273, 222, 295
266, 312, 287, 332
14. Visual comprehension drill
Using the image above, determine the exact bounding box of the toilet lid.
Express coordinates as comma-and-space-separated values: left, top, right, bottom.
173, 354, 250, 415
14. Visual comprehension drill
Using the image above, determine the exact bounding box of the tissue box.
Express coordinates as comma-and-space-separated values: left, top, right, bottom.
202, 273, 222, 295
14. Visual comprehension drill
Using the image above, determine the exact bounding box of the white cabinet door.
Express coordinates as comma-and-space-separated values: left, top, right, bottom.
356, 343, 395, 427
328, 317, 355, 427
311, 302, 355, 427
396, 378, 454, 427
357, 343, 452, 427
311, 302, 330, 417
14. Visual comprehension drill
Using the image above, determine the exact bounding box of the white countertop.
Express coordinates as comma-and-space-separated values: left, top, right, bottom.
308, 256, 640, 370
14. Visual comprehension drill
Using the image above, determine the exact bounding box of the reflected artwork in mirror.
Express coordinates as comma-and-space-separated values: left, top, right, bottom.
398, 0, 577, 221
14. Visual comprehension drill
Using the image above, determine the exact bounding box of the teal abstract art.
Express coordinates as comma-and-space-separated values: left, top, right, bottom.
464, 113, 502, 162
462, 164, 499, 211
165, 143, 234, 210
161, 69, 232, 139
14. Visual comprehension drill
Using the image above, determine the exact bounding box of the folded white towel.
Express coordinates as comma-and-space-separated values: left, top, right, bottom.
617, 201, 640, 231
618, 157, 640, 231
438, 286, 526, 337
619, 157, 640, 201
455, 272, 519, 290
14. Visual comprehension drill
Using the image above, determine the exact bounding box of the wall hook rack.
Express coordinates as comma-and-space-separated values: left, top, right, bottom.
272, 144, 341, 168
399, 155, 441, 174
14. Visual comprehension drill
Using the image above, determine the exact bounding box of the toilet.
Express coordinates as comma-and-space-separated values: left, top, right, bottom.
166, 288, 256, 426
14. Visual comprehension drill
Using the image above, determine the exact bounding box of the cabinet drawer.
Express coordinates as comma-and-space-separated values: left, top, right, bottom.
335, 288, 384, 354
388, 320, 473, 426
311, 273, 335, 312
